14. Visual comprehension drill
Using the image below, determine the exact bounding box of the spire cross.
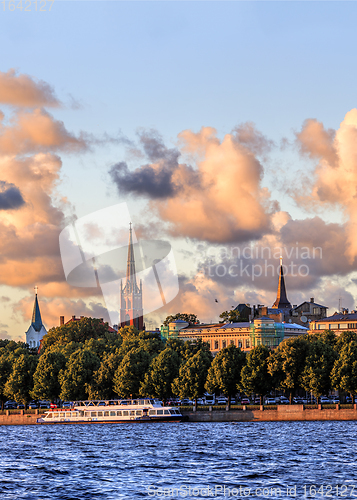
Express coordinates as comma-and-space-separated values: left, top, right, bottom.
280, 256, 283, 267
34, 286, 38, 295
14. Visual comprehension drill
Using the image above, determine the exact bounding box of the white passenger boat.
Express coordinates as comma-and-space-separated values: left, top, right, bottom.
37, 398, 183, 424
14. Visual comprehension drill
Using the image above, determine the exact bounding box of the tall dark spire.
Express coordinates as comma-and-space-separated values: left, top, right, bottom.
31, 288, 44, 332
272, 258, 292, 310
125, 223, 138, 292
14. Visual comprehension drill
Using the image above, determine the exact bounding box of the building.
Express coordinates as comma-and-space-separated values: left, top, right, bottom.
119, 223, 144, 330
309, 311, 357, 334
25, 290, 47, 348
291, 298, 328, 326
162, 318, 308, 356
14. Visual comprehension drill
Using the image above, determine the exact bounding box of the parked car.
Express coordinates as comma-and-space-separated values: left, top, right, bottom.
4, 401, 17, 409
330, 397, 339, 404
254, 397, 261, 404
280, 396, 289, 404
230, 398, 237, 405
216, 396, 228, 405
28, 401, 38, 409
241, 398, 250, 405
196, 398, 205, 405
61, 401, 73, 408
204, 394, 215, 405
180, 398, 193, 405
50, 403, 57, 409
265, 397, 276, 405
293, 397, 303, 404
16, 403, 25, 409
320, 396, 330, 404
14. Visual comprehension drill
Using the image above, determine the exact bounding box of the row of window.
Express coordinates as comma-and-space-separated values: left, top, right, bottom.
211, 339, 250, 350
317, 323, 357, 330
28, 340, 40, 347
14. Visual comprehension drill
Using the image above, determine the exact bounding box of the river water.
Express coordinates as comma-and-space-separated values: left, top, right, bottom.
1, 421, 357, 499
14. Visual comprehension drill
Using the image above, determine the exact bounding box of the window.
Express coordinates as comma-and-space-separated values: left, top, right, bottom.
85, 412, 90, 417
130, 410, 135, 416
91, 412, 97, 417
318, 324, 326, 330
110, 411, 115, 416
157, 409, 163, 415
98, 411, 103, 417
230, 340, 235, 345
136, 410, 142, 416
222, 340, 227, 348
117, 411, 122, 416
238, 341, 242, 348
214, 341, 219, 350
149, 410, 156, 415
246, 339, 250, 348
53, 413, 59, 418
340, 324, 348, 329
104, 411, 109, 416
123, 411, 128, 416
329, 324, 339, 329
164, 410, 170, 415
313, 307, 320, 315
348, 324, 357, 329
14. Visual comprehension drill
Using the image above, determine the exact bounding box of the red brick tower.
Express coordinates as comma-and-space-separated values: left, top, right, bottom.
119, 224, 144, 330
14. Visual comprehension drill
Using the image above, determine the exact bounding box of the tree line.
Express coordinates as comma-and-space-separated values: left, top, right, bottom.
1, 318, 357, 408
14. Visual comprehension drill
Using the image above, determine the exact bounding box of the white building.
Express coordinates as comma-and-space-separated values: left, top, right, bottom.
25, 292, 47, 348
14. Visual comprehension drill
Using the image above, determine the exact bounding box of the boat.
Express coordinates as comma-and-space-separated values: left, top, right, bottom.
36, 398, 183, 424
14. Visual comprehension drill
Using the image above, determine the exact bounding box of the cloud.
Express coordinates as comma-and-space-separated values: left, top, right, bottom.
0, 108, 88, 154
233, 122, 275, 156
0, 181, 25, 210
110, 125, 277, 244
0, 69, 60, 107
15, 296, 112, 331
295, 109, 357, 260
0, 296, 10, 303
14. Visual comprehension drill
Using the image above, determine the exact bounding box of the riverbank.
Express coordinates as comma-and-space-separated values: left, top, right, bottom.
2, 405, 357, 425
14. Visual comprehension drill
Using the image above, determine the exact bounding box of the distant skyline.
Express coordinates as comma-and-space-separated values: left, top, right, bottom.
1, 1, 357, 340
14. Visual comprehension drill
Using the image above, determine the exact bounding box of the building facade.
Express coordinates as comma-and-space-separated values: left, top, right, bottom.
309, 311, 357, 334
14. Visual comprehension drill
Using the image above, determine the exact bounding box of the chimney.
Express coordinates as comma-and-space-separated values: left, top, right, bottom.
310, 298, 314, 303
80, 316, 84, 319
100, 318, 103, 322
60, 316, 64, 326
72, 315, 76, 320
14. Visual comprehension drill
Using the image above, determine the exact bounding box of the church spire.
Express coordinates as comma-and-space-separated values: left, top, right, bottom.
31, 287, 44, 332
272, 257, 292, 310
126, 222, 138, 291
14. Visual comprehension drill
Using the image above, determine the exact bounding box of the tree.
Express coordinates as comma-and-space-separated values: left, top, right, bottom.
41, 317, 115, 351
268, 336, 309, 404
113, 347, 151, 398
91, 351, 123, 400
31, 350, 66, 402
239, 345, 272, 404
205, 345, 246, 408
140, 348, 181, 400
219, 310, 242, 324
0, 352, 13, 410
171, 349, 212, 403
4, 353, 38, 407
163, 313, 199, 326
331, 339, 357, 402
300, 334, 337, 399
59, 348, 100, 401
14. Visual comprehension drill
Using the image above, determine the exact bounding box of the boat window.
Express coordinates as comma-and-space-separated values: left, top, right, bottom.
130, 410, 135, 416
157, 410, 163, 415
164, 410, 170, 415
104, 411, 109, 416
47, 413, 52, 418
91, 412, 97, 417
85, 412, 90, 417
169, 409, 176, 414
79, 411, 84, 417
110, 411, 115, 416
53, 412, 59, 417
98, 411, 103, 417
123, 411, 128, 416
136, 410, 142, 416
144, 400, 151, 405
66, 412, 72, 417
149, 410, 156, 415
117, 411, 122, 416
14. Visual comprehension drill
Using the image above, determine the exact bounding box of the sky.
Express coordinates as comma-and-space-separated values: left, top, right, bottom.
2, 1, 357, 340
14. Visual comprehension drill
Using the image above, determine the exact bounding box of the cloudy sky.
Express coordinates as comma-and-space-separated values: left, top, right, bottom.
2, 1, 357, 340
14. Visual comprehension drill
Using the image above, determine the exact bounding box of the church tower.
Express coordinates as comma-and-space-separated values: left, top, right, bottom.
272, 258, 292, 310
119, 224, 144, 330
25, 288, 47, 348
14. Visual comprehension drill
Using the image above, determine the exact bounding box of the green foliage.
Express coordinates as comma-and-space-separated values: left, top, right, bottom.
91, 351, 123, 400
172, 349, 212, 400
140, 348, 181, 400
163, 313, 199, 326
4, 353, 38, 405
331, 338, 357, 396
113, 347, 152, 398
239, 345, 272, 398
41, 317, 114, 351
268, 336, 309, 400
205, 345, 246, 398
300, 334, 337, 398
31, 350, 66, 402
59, 348, 100, 401
219, 310, 242, 323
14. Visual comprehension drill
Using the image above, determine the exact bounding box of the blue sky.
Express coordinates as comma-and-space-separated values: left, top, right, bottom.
1, 1, 357, 339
